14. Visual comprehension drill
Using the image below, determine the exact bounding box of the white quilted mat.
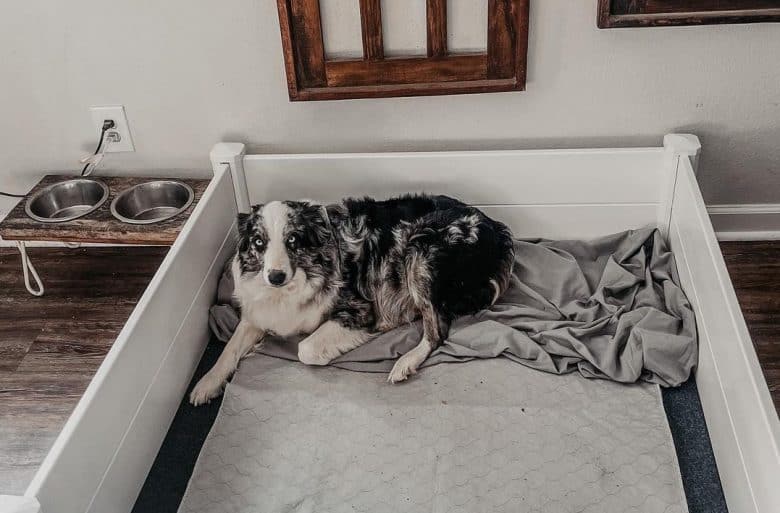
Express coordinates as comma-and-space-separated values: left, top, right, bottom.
179, 355, 687, 513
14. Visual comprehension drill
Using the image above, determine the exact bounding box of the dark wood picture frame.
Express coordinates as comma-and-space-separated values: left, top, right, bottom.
598, 0, 780, 28
275, 0, 529, 101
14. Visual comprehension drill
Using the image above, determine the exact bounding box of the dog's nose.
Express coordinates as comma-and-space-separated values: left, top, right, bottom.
267, 270, 287, 286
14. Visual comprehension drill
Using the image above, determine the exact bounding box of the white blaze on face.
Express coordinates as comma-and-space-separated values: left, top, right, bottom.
262, 201, 293, 285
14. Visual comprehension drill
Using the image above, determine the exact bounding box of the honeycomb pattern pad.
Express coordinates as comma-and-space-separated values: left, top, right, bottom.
179, 355, 687, 513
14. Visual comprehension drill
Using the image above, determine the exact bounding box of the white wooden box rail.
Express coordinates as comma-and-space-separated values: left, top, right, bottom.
8, 135, 778, 513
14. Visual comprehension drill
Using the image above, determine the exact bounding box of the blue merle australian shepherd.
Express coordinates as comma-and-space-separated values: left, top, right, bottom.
191, 194, 514, 405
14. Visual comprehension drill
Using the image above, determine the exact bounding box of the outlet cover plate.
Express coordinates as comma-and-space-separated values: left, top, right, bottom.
89, 105, 135, 152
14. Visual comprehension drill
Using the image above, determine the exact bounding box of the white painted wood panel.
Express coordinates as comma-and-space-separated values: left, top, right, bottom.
669, 158, 780, 513
243, 148, 664, 209
479, 204, 657, 240
670, 226, 756, 512
86, 227, 236, 513
25, 166, 237, 513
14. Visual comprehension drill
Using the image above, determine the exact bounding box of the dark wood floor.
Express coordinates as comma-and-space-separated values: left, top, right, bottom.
0, 246, 167, 494
720, 242, 780, 413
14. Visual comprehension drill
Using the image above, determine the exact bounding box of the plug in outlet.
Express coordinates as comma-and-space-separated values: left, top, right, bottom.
89, 105, 135, 152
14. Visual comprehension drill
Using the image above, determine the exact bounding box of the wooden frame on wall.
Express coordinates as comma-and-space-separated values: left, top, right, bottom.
598, 0, 780, 28
275, 0, 530, 101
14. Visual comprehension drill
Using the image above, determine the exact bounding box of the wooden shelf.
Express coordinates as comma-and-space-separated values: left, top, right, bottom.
0, 175, 211, 246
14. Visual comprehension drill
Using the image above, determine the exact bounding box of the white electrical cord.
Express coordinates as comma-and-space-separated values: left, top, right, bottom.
79, 133, 115, 176
16, 241, 44, 296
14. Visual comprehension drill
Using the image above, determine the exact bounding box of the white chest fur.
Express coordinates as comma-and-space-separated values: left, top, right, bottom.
232, 259, 331, 338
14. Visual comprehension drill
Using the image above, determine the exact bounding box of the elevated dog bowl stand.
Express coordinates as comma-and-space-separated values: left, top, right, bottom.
0, 175, 211, 296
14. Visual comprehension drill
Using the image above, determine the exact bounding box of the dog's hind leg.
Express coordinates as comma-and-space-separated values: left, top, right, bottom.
190, 320, 264, 406
387, 243, 447, 383
388, 305, 447, 384
298, 320, 374, 365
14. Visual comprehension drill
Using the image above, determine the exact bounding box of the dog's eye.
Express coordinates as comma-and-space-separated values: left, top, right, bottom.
253, 238, 265, 249
287, 234, 298, 246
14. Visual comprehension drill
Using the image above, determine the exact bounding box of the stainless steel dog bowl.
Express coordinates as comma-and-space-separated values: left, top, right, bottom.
110, 180, 194, 224
25, 179, 109, 223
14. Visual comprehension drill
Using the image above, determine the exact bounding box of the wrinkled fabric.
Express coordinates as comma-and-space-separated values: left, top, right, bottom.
209, 228, 697, 387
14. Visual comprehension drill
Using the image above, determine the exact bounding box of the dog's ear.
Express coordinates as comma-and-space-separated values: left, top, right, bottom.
325, 204, 346, 224
298, 203, 332, 247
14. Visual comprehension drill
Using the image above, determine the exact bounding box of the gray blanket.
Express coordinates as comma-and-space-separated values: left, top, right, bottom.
209, 228, 696, 387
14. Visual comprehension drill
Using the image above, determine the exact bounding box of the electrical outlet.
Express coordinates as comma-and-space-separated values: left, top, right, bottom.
89, 105, 135, 152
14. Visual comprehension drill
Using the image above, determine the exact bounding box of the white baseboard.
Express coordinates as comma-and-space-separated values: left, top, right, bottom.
715, 231, 780, 242
708, 204, 780, 241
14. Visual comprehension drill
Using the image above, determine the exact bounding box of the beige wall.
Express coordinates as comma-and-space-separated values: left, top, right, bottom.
1, 0, 778, 219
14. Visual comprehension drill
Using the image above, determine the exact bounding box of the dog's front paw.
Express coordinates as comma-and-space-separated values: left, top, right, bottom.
297, 341, 334, 366
190, 371, 225, 406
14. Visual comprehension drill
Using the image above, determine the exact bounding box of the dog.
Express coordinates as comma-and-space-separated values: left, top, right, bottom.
190, 194, 514, 406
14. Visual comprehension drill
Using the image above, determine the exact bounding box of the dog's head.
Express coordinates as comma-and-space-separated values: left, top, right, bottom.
236, 200, 337, 288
